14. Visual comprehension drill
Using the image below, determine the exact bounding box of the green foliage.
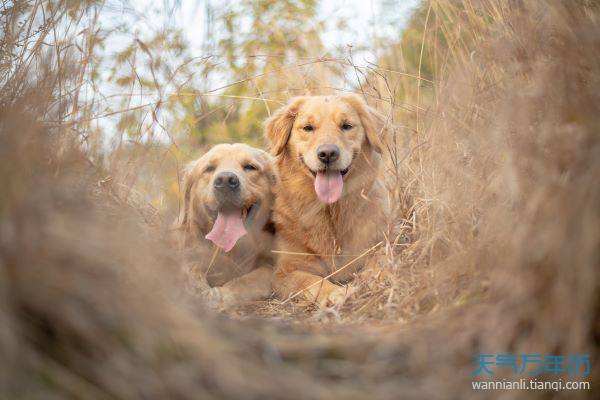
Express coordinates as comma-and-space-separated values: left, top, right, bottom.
368, 1, 500, 129
190, 0, 326, 146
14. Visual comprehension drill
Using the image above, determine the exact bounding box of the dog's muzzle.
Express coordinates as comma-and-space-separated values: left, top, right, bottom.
213, 171, 239, 190
316, 144, 340, 166
213, 171, 243, 209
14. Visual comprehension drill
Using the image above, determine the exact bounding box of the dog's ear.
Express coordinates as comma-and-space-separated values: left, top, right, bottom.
175, 161, 198, 232
252, 148, 279, 186
342, 94, 385, 154
264, 96, 306, 156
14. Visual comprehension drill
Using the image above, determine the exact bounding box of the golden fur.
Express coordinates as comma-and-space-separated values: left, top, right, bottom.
264, 95, 389, 307
175, 143, 277, 308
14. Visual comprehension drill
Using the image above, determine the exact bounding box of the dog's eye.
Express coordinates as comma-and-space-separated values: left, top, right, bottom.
302, 124, 314, 132
204, 165, 215, 173
243, 164, 258, 172
341, 122, 353, 131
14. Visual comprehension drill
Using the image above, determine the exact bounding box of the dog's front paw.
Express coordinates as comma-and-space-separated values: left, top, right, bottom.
202, 287, 236, 310
312, 283, 352, 309
202, 287, 222, 308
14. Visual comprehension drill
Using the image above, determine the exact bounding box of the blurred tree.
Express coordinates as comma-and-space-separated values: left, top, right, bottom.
96, 0, 331, 210
186, 0, 327, 146
366, 1, 488, 127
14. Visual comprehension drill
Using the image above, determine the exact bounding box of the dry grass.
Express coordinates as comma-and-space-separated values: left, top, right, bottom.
1, 0, 599, 399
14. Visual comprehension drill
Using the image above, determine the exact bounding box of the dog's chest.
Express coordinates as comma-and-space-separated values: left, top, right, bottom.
205, 230, 273, 287
296, 202, 378, 281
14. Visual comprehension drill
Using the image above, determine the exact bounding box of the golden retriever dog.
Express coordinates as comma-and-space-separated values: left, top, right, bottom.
175, 143, 277, 308
264, 94, 389, 308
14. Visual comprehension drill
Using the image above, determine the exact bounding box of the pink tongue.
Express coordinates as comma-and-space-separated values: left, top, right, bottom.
205, 210, 247, 252
314, 171, 344, 204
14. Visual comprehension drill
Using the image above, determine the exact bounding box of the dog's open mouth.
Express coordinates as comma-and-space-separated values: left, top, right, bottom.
205, 202, 257, 252
300, 156, 351, 204
241, 203, 255, 221
314, 170, 344, 204
307, 166, 350, 178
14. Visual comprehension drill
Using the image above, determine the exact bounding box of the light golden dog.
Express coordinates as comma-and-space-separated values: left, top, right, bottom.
264, 94, 389, 307
175, 143, 277, 308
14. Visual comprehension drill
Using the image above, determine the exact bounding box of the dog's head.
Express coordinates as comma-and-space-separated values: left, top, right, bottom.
176, 143, 277, 252
264, 94, 384, 204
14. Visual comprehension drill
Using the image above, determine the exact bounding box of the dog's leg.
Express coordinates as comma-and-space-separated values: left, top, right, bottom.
208, 266, 273, 308
273, 266, 350, 308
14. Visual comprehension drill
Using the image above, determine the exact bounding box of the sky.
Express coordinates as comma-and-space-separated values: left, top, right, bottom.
124, 0, 420, 62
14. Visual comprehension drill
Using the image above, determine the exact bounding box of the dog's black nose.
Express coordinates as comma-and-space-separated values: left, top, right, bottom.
317, 144, 340, 165
213, 171, 240, 190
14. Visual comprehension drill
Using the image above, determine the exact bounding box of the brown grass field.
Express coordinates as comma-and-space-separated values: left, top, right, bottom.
1, 0, 599, 398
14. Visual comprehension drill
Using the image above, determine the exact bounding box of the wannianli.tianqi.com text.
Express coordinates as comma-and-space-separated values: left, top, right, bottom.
472, 379, 591, 391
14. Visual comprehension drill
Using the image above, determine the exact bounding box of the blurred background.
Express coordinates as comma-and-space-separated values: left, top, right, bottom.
30, 0, 434, 220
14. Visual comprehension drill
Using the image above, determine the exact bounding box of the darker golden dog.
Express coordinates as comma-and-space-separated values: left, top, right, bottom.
175, 143, 277, 308
264, 94, 389, 307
